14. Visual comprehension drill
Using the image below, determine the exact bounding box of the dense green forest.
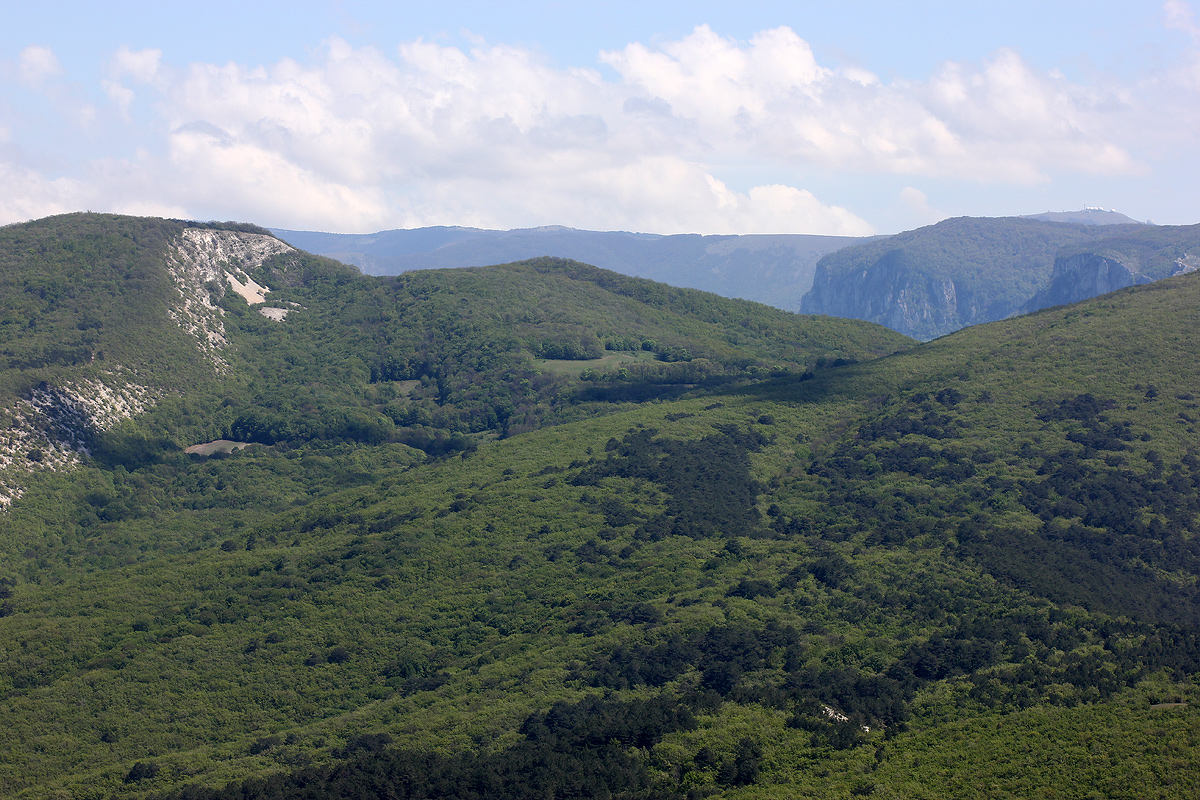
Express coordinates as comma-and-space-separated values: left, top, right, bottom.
0, 214, 908, 477
1, 214, 1199, 799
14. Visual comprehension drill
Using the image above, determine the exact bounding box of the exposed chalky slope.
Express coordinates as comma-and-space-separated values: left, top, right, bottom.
165, 228, 298, 369
0, 216, 311, 508
0, 373, 157, 507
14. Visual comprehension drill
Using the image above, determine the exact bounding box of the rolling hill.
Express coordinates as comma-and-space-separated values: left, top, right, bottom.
1, 213, 1200, 799
0, 213, 908, 510
270, 225, 865, 312
274, 210, 1165, 343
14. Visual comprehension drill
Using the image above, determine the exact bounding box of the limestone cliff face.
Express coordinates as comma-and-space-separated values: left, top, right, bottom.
801, 249, 1003, 341
796, 216, 1107, 340
0, 373, 158, 507
799, 219, 1200, 340
1027, 250, 1200, 312
805, 243, 1200, 341
1027, 253, 1146, 309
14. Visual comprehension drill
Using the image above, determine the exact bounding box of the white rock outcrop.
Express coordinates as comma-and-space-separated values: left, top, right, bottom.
0, 228, 309, 508
0, 373, 157, 508
165, 228, 298, 369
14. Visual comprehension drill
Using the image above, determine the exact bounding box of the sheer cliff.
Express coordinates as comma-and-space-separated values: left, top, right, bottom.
1026, 223, 1200, 310
800, 217, 1120, 339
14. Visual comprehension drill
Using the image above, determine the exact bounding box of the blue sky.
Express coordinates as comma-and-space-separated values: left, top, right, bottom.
3, 1, 1198, 234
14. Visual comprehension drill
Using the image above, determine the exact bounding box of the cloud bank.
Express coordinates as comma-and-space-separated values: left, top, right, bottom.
2, 18, 1194, 234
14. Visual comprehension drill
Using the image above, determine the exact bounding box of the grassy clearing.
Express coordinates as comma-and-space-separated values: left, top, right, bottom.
534, 349, 659, 376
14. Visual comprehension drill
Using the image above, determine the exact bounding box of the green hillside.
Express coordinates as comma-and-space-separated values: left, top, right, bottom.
2, 215, 1200, 799
0, 214, 229, 391
0, 214, 910, 505
271, 225, 862, 313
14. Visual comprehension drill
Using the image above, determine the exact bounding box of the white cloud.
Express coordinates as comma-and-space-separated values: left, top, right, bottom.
112, 34, 867, 233
102, 80, 136, 118
0, 161, 91, 222
395, 155, 872, 235
164, 126, 391, 230
2, 24, 1194, 232
103, 46, 165, 118
602, 25, 831, 128
110, 45, 163, 84
922, 50, 1140, 180
2, 33, 865, 233
17, 46, 62, 87
13, 45, 99, 129
896, 187, 945, 229
605, 30, 1140, 183
1166, 0, 1200, 37
1162, 0, 1200, 96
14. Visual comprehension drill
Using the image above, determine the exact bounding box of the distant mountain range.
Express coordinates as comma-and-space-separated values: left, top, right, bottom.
274, 209, 1179, 341
271, 226, 863, 312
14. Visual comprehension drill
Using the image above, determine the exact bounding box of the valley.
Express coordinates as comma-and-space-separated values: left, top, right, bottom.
0, 213, 1199, 799
276, 209, 1200, 342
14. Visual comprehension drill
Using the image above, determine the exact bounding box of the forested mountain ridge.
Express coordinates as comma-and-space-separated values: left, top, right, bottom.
0, 213, 908, 509
1026, 222, 1200, 310
800, 216, 1200, 340
271, 225, 865, 312
3, 213, 1200, 798
271, 210, 1150, 336
0, 213, 338, 506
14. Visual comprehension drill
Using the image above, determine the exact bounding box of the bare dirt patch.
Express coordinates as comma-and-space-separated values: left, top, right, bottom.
185, 440, 252, 456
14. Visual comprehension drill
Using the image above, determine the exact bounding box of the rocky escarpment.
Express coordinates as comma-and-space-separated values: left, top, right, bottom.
800, 248, 1017, 341
0, 224, 303, 507
798, 218, 1200, 340
1027, 250, 1200, 311
166, 228, 300, 369
803, 250, 948, 340
797, 217, 1117, 340
1025, 253, 1149, 309
0, 373, 157, 507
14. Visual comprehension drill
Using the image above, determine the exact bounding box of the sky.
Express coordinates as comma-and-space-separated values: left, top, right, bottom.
2, 1, 1199, 236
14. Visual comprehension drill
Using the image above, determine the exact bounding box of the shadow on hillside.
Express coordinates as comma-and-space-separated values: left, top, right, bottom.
699, 356, 908, 409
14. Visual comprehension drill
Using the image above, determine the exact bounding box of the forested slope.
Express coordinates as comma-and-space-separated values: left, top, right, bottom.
801, 215, 1200, 341
800, 216, 1128, 339
1, 215, 1200, 799
272, 225, 863, 312
0, 214, 910, 507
